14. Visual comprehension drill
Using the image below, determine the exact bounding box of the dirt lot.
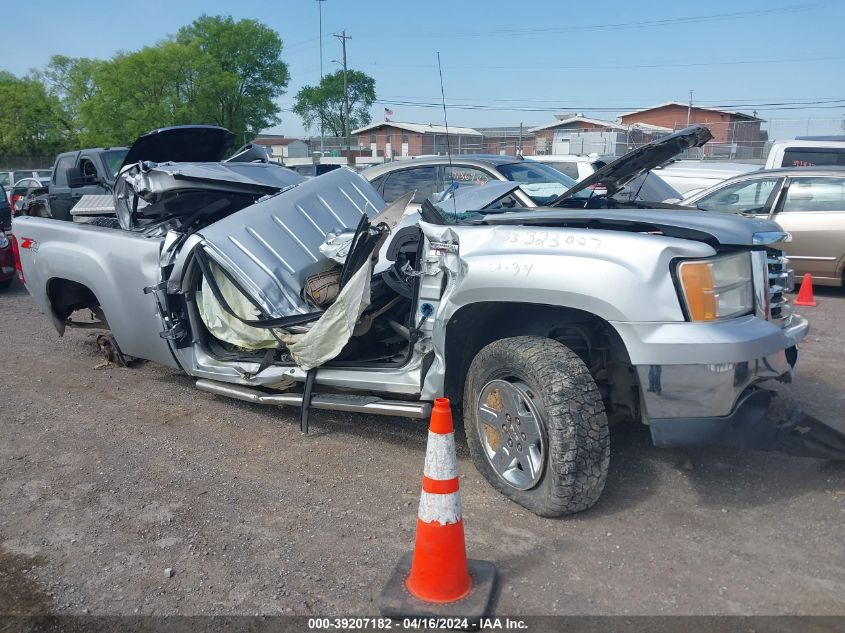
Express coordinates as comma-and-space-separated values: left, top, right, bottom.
1, 278, 844, 617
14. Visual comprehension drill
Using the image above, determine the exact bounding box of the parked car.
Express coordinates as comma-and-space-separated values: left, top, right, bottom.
765, 139, 845, 169
681, 167, 845, 286
9, 177, 51, 219
362, 153, 680, 212
0, 230, 15, 290
21, 147, 129, 221
0, 170, 52, 196
523, 154, 600, 181
14, 124, 844, 518
362, 155, 575, 209
651, 160, 760, 196
0, 186, 10, 229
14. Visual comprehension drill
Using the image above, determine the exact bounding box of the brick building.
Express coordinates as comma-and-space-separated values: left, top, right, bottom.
352, 122, 482, 158
619, 102, 766, 158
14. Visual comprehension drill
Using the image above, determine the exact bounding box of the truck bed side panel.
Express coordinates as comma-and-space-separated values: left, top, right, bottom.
13, 217, 177, 368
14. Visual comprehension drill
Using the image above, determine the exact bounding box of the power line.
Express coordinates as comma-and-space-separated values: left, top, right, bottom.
353, 54, 845, 72
373, 98, 845, 114
369, 1, 839, 40
377, 94, 845, 106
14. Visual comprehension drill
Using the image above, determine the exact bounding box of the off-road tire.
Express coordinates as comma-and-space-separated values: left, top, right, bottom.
463, 336, 610, 517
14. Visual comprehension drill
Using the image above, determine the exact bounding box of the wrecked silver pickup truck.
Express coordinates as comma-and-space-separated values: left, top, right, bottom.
13, 125, 845, 517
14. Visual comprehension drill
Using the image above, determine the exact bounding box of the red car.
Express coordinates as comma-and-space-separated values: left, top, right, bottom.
0, 230, 16, 290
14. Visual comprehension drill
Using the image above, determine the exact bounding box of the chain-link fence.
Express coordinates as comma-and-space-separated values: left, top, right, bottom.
0, 155, 54, 171
673, 118, 844, 163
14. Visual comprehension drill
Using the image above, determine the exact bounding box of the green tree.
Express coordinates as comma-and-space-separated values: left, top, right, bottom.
293, 69, 376, 138
177, 15, 290, 141
76, 41, 204, 146
41, 55, 103, 141
38, 15, 289, 148
0, 71, 71, 158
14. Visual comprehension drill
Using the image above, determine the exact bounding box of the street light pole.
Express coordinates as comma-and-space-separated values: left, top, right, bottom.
334, 30, 352, 160
687, 89, 693, 126
316, 0, 326, 159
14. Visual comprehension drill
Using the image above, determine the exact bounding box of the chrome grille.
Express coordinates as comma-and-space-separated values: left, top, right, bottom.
767, 249, 793, 325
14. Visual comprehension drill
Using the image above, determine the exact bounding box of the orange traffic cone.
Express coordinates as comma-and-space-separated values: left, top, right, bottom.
380, 398, 496, 621
793, 273, 817, 307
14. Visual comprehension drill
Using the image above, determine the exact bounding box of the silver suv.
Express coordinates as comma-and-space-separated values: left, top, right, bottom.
361, 154, 680, 210
362, 155, 586, 210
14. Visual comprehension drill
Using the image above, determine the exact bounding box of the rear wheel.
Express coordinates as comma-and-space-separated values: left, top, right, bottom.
463, 336, 610, 517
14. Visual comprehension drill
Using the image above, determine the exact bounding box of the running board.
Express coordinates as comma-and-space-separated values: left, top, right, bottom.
195, 379, 431, 420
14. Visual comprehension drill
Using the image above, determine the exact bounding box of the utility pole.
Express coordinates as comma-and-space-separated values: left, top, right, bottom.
687, 89, 693, 126
334, 30, 352, 160
316, 0, 326, 160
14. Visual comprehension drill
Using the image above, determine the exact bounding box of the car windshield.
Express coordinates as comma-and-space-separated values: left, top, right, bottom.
496, 162, 588, 205
614, 173, 681, 203
101, 149, 130, 179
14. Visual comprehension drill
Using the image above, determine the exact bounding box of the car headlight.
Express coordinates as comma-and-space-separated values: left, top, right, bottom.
677, 253, 754, 321
0, 232, 9, 249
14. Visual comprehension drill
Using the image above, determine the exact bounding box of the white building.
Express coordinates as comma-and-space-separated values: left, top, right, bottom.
253, 135, 309, 161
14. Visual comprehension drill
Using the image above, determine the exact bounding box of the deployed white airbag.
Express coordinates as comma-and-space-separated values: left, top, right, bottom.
196, 261, 280, 350
197, 256, 374, 370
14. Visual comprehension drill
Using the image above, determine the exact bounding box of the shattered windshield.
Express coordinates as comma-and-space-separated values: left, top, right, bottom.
496, 162, 590, 205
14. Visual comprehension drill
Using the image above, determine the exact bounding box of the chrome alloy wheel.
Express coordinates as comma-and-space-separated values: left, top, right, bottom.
476, 379, 546, 491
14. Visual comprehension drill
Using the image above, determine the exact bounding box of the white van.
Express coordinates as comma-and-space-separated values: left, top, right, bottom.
765, 139, 845, 169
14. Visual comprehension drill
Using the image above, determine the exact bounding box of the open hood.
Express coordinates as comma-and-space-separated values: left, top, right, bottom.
550, 125, 713, 206
120, 125, 236, 169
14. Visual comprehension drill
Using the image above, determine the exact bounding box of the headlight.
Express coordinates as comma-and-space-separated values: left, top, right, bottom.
677, 253, 753, 321
0, 232, 9, 249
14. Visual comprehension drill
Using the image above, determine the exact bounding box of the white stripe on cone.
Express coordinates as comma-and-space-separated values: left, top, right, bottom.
423, 431, 458, 481
418, 490, 463, 525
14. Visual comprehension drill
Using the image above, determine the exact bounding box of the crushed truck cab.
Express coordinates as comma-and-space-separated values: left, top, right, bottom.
13, 125, 844, 517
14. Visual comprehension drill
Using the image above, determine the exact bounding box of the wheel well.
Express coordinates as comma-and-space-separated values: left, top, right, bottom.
444, 302, 640, 424
47, 278, 101, 321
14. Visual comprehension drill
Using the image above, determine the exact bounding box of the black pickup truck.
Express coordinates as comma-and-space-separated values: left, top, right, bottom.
18, 147, 128, 221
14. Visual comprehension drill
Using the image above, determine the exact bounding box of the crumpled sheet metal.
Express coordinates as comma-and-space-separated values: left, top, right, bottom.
118, 161, 304, 200
197, 168, 385, 321
319, 230, 357, 264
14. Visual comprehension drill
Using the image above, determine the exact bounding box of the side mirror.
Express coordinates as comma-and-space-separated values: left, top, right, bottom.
67, 167, 87, 188
723, 193, 740, 205
67, 167, 99, 188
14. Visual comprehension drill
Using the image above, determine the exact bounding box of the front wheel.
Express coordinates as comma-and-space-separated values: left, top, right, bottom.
463, 336, 610, 517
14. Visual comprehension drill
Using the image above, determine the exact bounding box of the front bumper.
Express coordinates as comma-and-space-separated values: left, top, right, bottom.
630, 313, 845, 459
618, 314, 808, 422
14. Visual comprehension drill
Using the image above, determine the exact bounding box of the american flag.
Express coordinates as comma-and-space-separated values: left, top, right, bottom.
384, 107, 394, 121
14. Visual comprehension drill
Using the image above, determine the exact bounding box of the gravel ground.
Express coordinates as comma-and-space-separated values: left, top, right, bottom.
1, 277, 844, 617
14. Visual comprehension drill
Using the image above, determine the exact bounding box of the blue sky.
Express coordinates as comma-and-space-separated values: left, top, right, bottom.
3, 0, 844, 139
